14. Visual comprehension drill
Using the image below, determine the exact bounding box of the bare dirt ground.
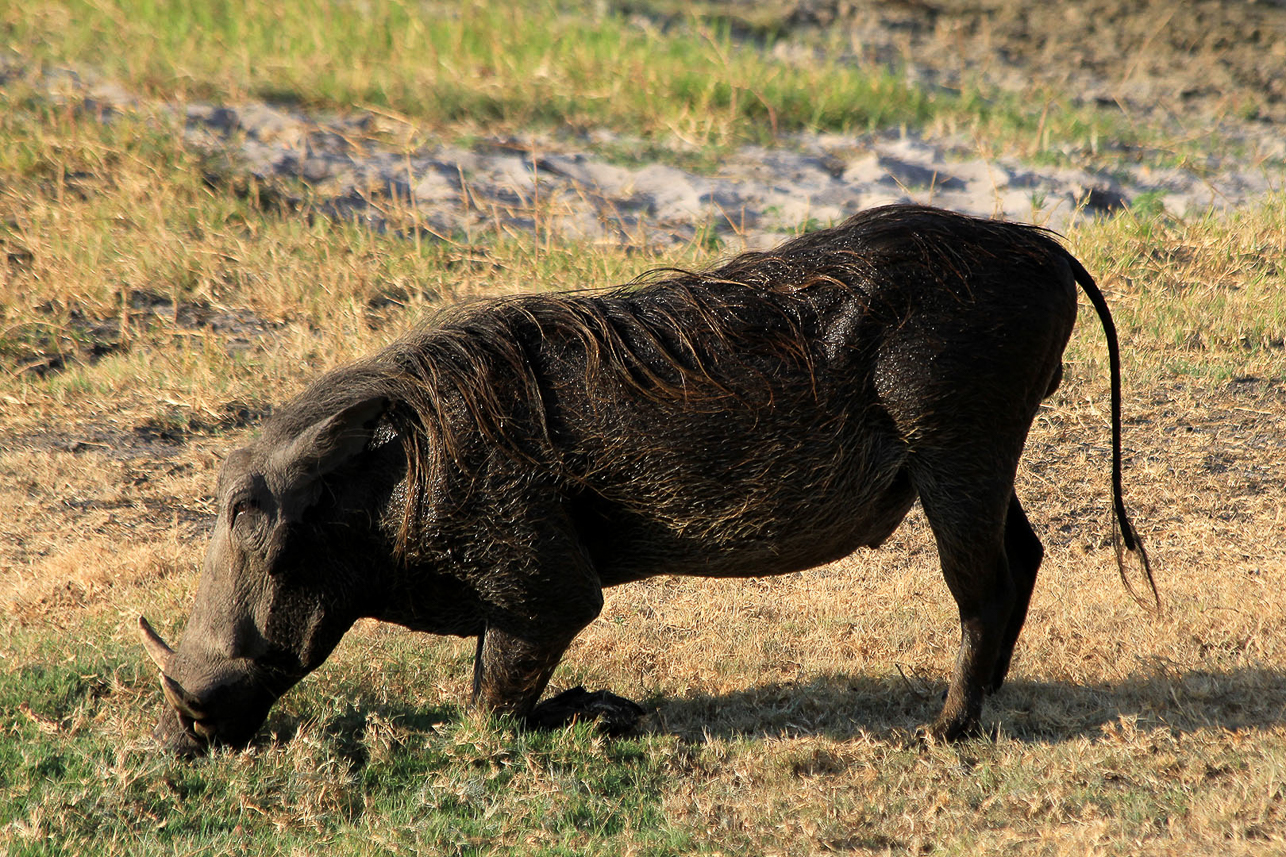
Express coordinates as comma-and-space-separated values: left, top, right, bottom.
795, 0, 1286, 126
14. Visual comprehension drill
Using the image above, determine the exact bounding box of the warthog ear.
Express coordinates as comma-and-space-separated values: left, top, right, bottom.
271, 396, 389, 505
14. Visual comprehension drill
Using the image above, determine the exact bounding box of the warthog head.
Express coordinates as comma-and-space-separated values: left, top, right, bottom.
139, 396, 392, 754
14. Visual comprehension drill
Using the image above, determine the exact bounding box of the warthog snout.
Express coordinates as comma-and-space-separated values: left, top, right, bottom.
138, 616, 277, 754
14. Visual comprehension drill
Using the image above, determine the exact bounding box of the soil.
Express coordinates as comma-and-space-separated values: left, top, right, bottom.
788, 0, 1286, 126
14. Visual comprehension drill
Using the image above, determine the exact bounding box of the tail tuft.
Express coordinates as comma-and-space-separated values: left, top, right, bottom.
1067, 251, 1160, 612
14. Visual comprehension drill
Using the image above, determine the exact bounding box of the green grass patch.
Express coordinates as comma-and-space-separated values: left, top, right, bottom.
0, 645, 691, 856
5, 0, 1144, 161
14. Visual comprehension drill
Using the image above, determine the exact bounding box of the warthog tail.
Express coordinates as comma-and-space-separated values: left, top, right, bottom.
1066, 253, 1159, 609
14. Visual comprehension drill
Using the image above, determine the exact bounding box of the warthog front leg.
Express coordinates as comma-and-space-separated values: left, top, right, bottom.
471, 623, 577, 718
471, 621, 644, 734
466, 524, 643, 732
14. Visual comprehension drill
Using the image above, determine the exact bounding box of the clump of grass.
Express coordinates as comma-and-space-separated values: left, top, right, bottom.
1067, 195, 1286, 382
1, 635, 690, 856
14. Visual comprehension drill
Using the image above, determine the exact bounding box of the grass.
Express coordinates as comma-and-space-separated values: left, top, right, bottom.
1, 0, 1152, 164
3, 648, 681, 855
1064, 199, 1286, 385
3, 2, 1286, 854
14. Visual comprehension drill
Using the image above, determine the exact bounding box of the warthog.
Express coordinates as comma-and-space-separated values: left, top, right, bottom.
140, 204, 1152, 755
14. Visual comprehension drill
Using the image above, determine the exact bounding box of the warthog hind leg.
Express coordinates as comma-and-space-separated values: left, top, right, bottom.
916, 475, 1018, 741
989, 493, 1044, 693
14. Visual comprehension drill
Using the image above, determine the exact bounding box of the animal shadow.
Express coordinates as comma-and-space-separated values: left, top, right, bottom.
646, 666, 1286, 744
256, 666, 1286, 760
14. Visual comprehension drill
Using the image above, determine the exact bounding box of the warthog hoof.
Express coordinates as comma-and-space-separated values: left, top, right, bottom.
528, 686, 646, 736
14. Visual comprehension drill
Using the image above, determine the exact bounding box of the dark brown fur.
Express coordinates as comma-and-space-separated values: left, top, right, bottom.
139, 204, 1150, 755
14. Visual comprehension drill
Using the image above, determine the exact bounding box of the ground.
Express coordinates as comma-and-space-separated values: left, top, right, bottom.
2, 1, 1286, 854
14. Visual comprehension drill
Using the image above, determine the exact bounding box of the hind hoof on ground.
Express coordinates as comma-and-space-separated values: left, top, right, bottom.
922, 714, 983, 744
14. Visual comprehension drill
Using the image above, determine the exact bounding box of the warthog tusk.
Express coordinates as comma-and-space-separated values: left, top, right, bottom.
161, 673, 208, 722
138, 616, 174, 673
139, 617, 210, 727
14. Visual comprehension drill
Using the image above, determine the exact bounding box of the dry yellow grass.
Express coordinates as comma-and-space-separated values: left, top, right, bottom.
3, 71, 1286, 856
6, 209, 1286, 852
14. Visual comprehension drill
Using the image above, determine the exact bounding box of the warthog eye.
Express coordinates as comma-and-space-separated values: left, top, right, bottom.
230, 497, 258, 526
